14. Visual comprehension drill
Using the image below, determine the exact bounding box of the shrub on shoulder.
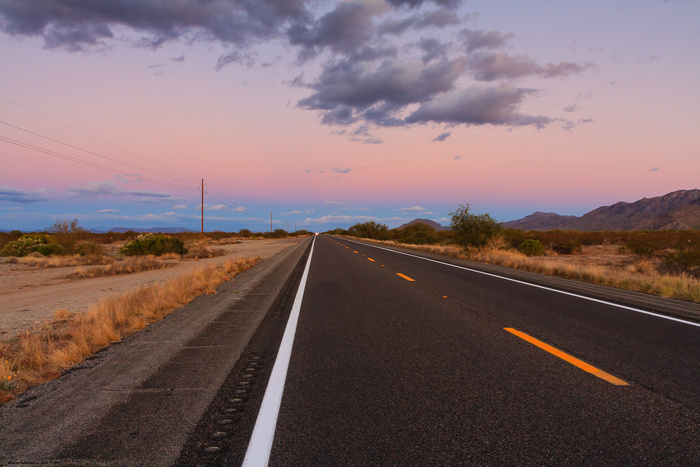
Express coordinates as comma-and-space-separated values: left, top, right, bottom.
120, 233, 186, 256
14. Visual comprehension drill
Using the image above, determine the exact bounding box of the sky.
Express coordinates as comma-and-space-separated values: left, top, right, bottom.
1, 0, 699, 232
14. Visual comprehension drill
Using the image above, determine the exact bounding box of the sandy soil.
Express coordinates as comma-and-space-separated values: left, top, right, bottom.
0, 238, 303, 339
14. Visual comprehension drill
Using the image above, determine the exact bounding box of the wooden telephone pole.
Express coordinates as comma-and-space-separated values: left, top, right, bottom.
201, 179, 204, 238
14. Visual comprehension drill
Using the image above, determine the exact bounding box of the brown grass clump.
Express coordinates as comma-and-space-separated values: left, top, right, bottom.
15, 254, 115, 269
351, 237, 700, 303
0, 256, 261, 403
68, 255, 171, 278
184, 239, 226, 259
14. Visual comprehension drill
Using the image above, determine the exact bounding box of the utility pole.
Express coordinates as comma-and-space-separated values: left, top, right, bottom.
201, 179, 204, 238
287, 220, 289, 232
270, 212, 273, 232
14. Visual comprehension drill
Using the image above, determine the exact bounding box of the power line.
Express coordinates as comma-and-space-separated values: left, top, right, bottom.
205, 183, 242, 210
0, 119, 195, 185
0, 94, 195, 180
0, 135, 198, 191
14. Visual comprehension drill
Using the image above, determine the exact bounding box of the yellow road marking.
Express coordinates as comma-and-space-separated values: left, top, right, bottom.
396, 273, 415, 282
504, 328, 628, 386
367, 258, 375, 262
353, 250, 358, 253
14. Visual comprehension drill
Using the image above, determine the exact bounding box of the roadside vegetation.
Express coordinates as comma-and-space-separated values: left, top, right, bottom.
0, 257, 261, 403
331, 205, 700, 303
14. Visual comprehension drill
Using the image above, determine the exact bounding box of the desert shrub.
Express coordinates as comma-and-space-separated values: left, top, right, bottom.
289, 229, 312, 237
263, 229, 288, 239
663, 245, 700, 277
238, 229, 252, 237
48, 219, 89, 254
348, 221, 390, 240
120, 233, 186, 256
75, 241, 105, 257
619, 239, 663, 260
518, 239, 545, 256
552, 238, 582, 255
394, 223, 440, 245
450, 204, 501, 249
1, 234, 65, 257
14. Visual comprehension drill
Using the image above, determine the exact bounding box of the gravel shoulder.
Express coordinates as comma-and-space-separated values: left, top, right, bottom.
0, 238, 303, 338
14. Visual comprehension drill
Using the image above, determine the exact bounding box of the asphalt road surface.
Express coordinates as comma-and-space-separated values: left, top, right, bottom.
2, 234, 698, 465
249, 235, 700, 465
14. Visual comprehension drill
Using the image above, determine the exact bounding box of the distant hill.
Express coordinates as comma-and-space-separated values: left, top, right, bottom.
397, 218, 448, 231
503, 189, 700, 231
89, 227, 193, 234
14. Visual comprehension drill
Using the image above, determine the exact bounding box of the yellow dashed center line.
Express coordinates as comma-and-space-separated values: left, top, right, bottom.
353, 250, 358, 253
396, 273, 415, 282
367, 258, 375, 262
504, 328, 628, 386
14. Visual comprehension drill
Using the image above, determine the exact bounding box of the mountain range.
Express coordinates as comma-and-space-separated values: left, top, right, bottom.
503, 189, 700, 231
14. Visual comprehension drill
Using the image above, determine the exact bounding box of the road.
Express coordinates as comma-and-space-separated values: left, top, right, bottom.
2, 234, 699, 465
251, 235, 700, 465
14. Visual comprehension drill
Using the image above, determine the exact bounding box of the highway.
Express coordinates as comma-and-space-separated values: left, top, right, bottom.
2, 234, 698, 465
244, 235, 700, 464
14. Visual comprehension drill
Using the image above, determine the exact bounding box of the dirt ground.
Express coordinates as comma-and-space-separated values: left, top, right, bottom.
0, 238, 303, 339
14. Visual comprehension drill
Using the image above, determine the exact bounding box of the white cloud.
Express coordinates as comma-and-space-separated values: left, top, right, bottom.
284, 210, 301, 215
301, 214, 405, 225
96, 208, 118, 213
399, 206, 426, 212
210, 204, 227, 211
172, 204, 188, 210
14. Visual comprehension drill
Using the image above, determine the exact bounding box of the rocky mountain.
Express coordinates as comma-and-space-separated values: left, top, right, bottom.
397, 218, 448, 231
503, 189, 700, 231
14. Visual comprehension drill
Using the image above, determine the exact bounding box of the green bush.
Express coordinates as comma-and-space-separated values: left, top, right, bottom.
262, 229, 288, 239
120, 233, 186, 256
450, 204, 501, 249
0, 234, 64, 257
518, 239, 545, 256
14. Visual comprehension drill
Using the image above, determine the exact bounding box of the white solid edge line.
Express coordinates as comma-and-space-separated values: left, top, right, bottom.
242, 236, 316, 467
341, 237, 700, 329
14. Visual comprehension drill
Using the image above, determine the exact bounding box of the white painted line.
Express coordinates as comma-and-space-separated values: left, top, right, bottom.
341, 237, 700, 329
242, 236, 316, 466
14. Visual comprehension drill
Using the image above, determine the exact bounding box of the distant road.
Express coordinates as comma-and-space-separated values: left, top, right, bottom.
250, 235, 699, 464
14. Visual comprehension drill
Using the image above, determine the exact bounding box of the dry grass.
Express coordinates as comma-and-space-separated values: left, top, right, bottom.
68, 255, 172, 278
184, 239, 226, 259
10, 254, 115, 269
352, 237, 700, 303
0, 256, 261, 403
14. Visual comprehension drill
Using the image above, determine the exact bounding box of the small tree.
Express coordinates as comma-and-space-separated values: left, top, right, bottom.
450, 204, 501, 249
348, 221, 389, 239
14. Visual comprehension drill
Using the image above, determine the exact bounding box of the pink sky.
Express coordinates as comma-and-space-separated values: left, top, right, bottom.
1, 0, 699, 231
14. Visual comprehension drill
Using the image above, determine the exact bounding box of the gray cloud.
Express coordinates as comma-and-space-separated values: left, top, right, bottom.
469, 52, 596, 81
460, 29, 513, 54
378, 7, 461, 36
386, 0, 461, 8
66, 181, 175, 199
299, 57, 466, 126
406, 85, 554, 128
417, 37, 450, 63
287, 1, 385, 60
0, 186, 49, 203
0, 0, 308, 53
431, 132, 451, 141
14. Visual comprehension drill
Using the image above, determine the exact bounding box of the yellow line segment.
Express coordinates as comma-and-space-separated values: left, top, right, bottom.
396, 273, 415, 282
504, 328, 628, 386
367, 258, 375, 262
